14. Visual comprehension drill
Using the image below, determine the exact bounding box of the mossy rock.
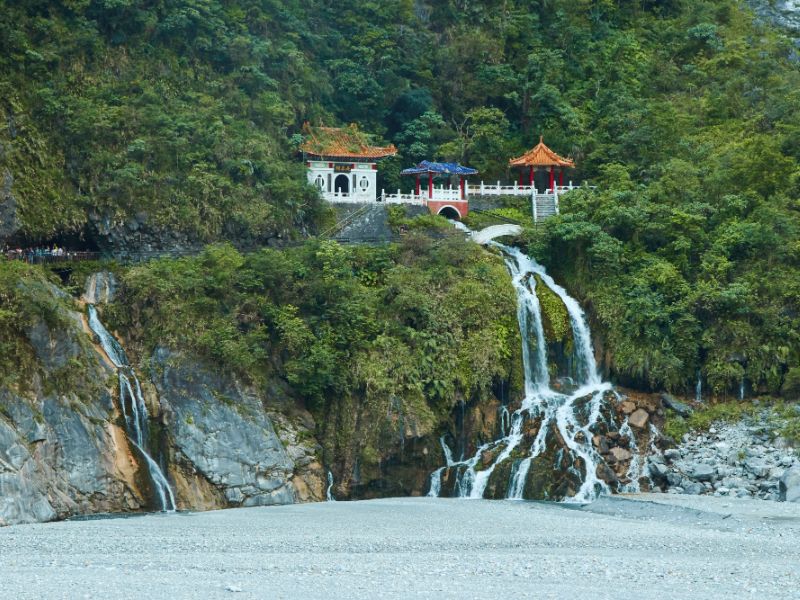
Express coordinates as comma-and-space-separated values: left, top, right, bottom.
483, 456, 515, 499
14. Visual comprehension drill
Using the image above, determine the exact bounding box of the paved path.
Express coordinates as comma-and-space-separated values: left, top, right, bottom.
0, 495, 798, 599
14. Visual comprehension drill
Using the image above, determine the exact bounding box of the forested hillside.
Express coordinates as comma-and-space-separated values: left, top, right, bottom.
2, 0, 800, 396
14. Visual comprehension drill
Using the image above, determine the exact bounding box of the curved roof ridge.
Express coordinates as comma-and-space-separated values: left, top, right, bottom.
509, 136, 575, 168
400, 160, 478, 176
300, 123, 396, 159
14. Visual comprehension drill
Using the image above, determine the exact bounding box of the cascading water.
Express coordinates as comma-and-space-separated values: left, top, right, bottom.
326, 471, 336, 502
428, 233, 619, 503
696, 372, 703, 403
427, 437, 455, 498
87, 305, 175, 512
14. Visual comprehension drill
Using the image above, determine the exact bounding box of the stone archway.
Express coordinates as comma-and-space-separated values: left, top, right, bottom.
437, 205, 461, 220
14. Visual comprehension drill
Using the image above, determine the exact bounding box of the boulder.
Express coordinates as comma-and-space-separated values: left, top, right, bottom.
691, 463, 716, 482
779, 466, 800, 503
660, 393, 694, 417
628, 408, 649, 429
620, 401, 636, 415
609, 447, 632, 463
682, 481, 706, 495
664, 448, 681, 462
744, 458, 770, 479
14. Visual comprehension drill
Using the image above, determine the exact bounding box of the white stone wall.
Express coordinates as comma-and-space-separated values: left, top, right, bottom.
307, 160, 377, 202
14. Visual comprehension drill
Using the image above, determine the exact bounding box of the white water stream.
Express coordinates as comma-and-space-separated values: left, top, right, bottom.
429, 229, 625, 502
326, 471, 336, 502
87, 305, 176, 511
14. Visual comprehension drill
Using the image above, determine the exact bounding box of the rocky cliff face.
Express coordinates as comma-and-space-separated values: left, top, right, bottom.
749, 0, 800, 35
0, 275, 325, 526
152, 347, 325, 508
0, 292, 143, 526
0, 169, 19, 246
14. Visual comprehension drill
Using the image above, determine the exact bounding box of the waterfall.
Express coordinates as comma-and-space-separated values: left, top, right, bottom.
617, 419, 640, 493
500, 406, 510, 436
695, 372, 703, 403
427, 437, 457, 498
429, 234, 614, 503
326, 471, 336, 502
739, 378, 745, 401
87, 305, 175, 512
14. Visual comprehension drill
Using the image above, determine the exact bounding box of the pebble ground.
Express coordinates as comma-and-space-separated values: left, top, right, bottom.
0, 495, 798, 599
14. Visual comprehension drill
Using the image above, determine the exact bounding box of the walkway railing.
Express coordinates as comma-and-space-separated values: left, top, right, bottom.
381, 186, 463, 204
4, 250, 102, 264
471, 182, 578, 196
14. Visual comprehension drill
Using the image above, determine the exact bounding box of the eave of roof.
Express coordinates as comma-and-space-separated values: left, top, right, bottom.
400, 160, 478, 176
509, 136, 575, 168
300, 124, 397, 160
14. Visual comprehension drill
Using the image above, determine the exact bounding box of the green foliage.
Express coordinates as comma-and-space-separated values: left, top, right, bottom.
3, 0, 800, 408
111, 237, 521, 445
663, 401, 757, 441
0, 260, 85, 387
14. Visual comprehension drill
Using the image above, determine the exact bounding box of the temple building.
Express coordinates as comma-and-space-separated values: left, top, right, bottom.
301, 124, 581, 222
300, 123, 396, 203
509, 136, 575, 192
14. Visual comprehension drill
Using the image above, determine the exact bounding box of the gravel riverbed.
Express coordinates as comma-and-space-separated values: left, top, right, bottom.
1, 495, 798, 600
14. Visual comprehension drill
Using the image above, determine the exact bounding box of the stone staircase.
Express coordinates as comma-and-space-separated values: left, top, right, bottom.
534, 194, 558, 222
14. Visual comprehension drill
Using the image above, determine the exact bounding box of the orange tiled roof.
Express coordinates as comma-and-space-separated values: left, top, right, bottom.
300, 123, 397, 159
509, 136, 575, 168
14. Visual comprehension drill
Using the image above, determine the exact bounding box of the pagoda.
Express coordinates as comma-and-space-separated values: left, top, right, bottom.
509, 136, 575, 192
300, 123, 396, 203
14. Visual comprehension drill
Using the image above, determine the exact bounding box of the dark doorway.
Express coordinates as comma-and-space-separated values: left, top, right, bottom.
334, 174, 350, 194
438, 206, 461, 220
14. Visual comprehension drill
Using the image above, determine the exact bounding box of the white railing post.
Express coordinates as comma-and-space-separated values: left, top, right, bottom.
532, 187, 537, 224
554, 184, 560, 216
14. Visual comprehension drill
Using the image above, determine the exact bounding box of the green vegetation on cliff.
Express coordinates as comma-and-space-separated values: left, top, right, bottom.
106, 234, 521, 481
2, 0, 800, 399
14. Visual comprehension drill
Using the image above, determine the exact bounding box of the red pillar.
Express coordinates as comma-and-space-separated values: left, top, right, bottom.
428, 172, 433, 199
529, 166, 534, 186
518, 169, 524, 186
459, 176, 465, 200
415, 175, 420, 196
549, 166, 555, 191
559, 169, 564, 187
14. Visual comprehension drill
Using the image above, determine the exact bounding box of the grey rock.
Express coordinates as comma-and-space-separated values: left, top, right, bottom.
664, 449, 681, 462
661, 393, 694, 418
691, 463, 715, 482
744, 458, 770, 478
769, 467, 785, 481
779, 465, 800, 503
82, 272, 117, 305
628, 409, 649, 429
0, 285, 147, 526
649, 462, 668, 479
152, 348, 297, 508
682, 482, 706, 495
666, 472, 683, 487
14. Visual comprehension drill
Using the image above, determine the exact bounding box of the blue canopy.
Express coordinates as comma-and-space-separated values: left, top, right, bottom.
400, 160, 478, 176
